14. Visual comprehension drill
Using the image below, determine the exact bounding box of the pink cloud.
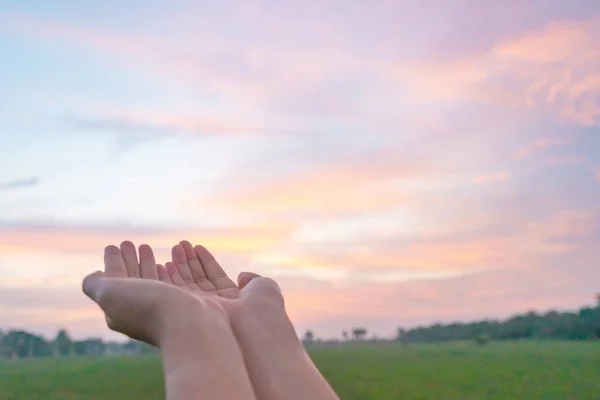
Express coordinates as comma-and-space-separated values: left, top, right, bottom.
249, 208, 599, 280
3, 254, 598, 340
544, 154, 586, 165
2, 14, 373, 120
515, 136, 575, 158
472, 171, 511, 185
72, 105, 295, 137
194, 155, 435, 218
0, 222, 294, 256
393, 19, 600, 125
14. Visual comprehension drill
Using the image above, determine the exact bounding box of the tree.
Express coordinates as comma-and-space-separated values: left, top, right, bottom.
1, 330, 51, 358
54, 329, 72, 356
302, 330, 314, 343
342, 331, 349, 341
121, 339, 158, 355
352, 328, 367, 341
475, 334, 491, 346
397, 328, 408, 345
74, 339, 106, 356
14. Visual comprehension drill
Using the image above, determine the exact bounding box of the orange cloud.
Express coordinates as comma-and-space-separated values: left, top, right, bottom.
0, 223, 294, 256
252, 208, 599, 277
5, 253, 598, 339
393, 19, 600, 125
195, 157, 433, 217
282, 257, 600, 336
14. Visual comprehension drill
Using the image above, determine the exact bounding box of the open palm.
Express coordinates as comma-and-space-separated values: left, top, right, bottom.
99, 240, 284, 319
90, 240, 292, 351
159, 241, 242, 300
159, 241, 286, 317
83, 242, 228, 346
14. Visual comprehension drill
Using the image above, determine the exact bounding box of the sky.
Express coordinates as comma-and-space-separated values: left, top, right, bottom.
1, 0, 599, 341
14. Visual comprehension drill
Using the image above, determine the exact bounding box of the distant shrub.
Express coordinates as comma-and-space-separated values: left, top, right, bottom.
475, 334, 491, 346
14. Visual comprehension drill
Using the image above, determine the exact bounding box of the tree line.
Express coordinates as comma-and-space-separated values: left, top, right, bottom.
0, 329, 156, 359
304, 294, 600, 345
396, 294, 600, 344
4, 294, 599, 358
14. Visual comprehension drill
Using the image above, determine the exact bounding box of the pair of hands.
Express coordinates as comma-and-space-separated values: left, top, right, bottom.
83, 240, 285, 348
83, 240, 338, 400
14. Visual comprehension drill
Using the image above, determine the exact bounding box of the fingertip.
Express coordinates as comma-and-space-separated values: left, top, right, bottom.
82, 270, 104, 297
104, 245, 120, 254
193, 244, 211, 259
193, 244, 207, 253
89, 270, 105, 278
237, 271, 261, 288
171, 245, 187, 263
165, 261, 176, 274
120, 240, 135, 249
157, 264, 171, 283
179, 241, 198, 260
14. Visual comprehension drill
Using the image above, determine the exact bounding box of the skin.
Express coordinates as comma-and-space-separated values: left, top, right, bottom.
160, 240, 340, 400
82, 243, 256, 400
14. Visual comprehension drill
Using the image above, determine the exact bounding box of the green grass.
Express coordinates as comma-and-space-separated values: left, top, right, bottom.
1, 341, 599, 399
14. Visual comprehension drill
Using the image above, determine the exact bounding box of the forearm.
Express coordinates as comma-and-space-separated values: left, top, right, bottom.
160, 314, 256, 400
245, 340, 338, 400
162, 354, 255, 400
233, 314, 339, 400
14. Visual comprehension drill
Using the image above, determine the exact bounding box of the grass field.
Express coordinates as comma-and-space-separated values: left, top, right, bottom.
1, 341, 599, 400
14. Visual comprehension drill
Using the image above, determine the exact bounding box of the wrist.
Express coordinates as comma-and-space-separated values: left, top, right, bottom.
157, 296, 230, 350
157, 300, 256, 400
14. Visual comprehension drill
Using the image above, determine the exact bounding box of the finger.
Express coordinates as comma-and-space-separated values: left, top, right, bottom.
194, 245, 237, 290
82, 275, 167, 346
82, 270, 105, 300
166, 262, 186, 287
157, 264, 172, 284
239, 274, 283, 303
139, 244, 159, 280
82, 271, 103, 301
104, 245, 127, 278
120, 241, 140, 278
179, 241, 215, 291
171, 245, 199, 289
237, 271, 262, 289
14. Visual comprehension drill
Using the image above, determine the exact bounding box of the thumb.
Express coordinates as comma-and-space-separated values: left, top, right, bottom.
82, 270, 105, 302
81, 272, 167, 345
82, 273, 164, 316
237, 271, 262, 289
238, 272, 283, 303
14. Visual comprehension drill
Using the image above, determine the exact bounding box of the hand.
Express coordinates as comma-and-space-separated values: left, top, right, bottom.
82, 243, 229, 347
163, 241, 339, 400
159, 241, 297, 345
82, 242, 257, 400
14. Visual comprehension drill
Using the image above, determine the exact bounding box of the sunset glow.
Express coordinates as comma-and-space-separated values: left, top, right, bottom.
1, 0, 599, 340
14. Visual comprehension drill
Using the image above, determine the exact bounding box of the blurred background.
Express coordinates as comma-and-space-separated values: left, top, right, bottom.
0, 2, 599, 397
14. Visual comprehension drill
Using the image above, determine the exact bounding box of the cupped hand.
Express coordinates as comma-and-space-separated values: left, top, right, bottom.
166, 242, 338, 400
82, 242, 229, 347
161, 241, 290, 329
